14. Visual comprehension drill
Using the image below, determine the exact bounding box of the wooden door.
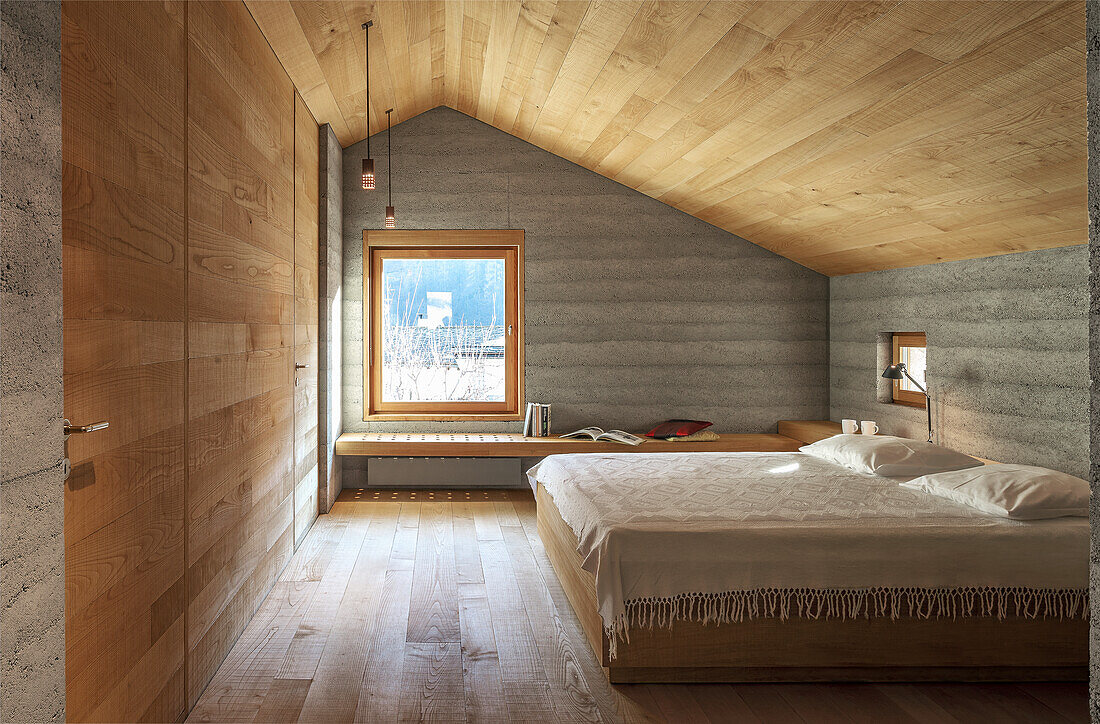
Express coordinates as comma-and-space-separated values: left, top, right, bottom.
293, 93, 320, 546
61, 2, 188, 721
184, 0, 297, 705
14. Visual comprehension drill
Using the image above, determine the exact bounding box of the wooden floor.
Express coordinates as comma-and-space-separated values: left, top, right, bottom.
188, 488, 1087, 723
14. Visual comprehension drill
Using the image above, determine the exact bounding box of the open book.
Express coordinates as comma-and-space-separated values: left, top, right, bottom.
559, 427, 645, 446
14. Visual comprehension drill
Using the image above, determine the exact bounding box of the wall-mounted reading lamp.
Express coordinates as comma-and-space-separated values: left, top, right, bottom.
881, 362, 933, 444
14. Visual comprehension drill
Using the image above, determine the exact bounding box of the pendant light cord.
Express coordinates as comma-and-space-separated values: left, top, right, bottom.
363, 21, 371, 157
387, 109, 392, 206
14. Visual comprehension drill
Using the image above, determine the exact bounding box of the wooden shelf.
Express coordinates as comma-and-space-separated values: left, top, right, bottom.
777, 420, 843, 445
335, 432, 803, 457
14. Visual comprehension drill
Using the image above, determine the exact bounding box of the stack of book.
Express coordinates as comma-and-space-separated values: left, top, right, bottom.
522, 403, 551, 437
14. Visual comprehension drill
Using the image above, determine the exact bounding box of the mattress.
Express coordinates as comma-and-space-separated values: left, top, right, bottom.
527, 452, 1088, 648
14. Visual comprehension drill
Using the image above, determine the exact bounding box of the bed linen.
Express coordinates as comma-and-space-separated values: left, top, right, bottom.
526, 452, 1088, 653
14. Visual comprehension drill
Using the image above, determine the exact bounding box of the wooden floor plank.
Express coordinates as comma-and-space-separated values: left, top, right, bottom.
500, 524, 601, 723
251, 678, 311, 723
876, 684, 962, 724
187, 580, 317, 723
407, 502, 461, 643
1016, 682, 1090, 722
400, 642, 466, 722
457, 584, 509, 723
512, 497, 656, 724
275, 504, 371, 680
686, 684, 762, 724
282, 515, 348, 582
295, 504, 398, 723
472, 501, 502, 541
355, 569, 414, 723
451, 502, 484, 585
189, 490, 1089, 724
478, 536, 555, 720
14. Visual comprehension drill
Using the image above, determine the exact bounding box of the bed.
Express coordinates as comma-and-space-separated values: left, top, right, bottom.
528, 451, 1088, 683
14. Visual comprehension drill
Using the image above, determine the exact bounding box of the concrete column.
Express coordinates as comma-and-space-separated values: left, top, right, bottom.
318, 124, 344, 511
0, 1, 65, 721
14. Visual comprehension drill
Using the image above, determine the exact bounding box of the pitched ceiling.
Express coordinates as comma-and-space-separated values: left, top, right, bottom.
246, 0, 1085, 275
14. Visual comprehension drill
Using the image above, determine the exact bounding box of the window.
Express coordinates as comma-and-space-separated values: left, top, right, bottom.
364, 230, 524, 419
892, 332, 927, 407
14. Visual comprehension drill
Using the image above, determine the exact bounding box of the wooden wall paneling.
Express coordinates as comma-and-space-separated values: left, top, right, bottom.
245, 0, 1086, 274
61, 1, 188, 721
185, 0, 297, 708
293, 91, 321, 547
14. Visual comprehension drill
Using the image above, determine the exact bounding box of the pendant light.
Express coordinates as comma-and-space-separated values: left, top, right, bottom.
360, 21, 375, 190
385, 108, 396, 228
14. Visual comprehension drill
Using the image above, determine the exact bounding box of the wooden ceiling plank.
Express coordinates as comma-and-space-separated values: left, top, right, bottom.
403, 1, 435, 113
429, 1, 446, 105
547, 1, 703, 158
736, 0, 814, 40
631, 22, 769, 141
912, 1, 1058, 63
245, 0, 1084, 274
443, 0, 464, 108
577, 93, 655, 168
678, 48, 944, 210
842, 2, 1078, 136
245, 0, 354, 145
477, 1, 524, 124
510, 1, 590, 139
634, 0, 755, 105
524, 0, 639, 148
492, 1, 556, 130
286, 1, 380, 143
594, 128, 655, 178
456, 13, 491, 117
374, 1, 417, 121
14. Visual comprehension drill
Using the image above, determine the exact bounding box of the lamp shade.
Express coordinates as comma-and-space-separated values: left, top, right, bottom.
881, 363, 905, 380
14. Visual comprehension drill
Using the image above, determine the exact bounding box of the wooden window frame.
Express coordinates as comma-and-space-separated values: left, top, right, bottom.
363, 229, 524, 421
891, 332, 927, 408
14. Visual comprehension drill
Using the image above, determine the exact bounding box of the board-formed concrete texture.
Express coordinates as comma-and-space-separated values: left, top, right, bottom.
0, 1, 65, 721
341, 107, 829, 435
1087, 0, 1099, 715
318, 124, 343, 513
827, 244, 1086, 479
830, 245, 1088, 480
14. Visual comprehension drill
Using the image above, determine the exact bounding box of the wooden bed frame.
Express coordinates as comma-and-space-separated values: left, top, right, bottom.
535, 484, 1087, 683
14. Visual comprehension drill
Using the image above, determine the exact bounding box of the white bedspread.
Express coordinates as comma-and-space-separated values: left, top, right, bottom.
527, 452, 1088, 645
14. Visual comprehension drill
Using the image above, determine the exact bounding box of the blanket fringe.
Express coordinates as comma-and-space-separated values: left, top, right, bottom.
606, 587, 1088, 659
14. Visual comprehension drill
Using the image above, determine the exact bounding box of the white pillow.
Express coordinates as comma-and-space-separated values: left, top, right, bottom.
799, 434, 982, 477
900, 464, 1089, 519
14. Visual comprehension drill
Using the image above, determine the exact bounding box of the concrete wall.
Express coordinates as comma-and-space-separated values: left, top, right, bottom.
341, 107, 829, 436
1086, 0, 1099, 715
318, 124, 343, 511
830, 245, 1088, 479
0, 2, 65, 721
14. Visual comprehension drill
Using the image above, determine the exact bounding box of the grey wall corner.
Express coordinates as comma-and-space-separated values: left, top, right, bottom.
1086, 0, 1100, 715
0, 1, 66, 721
318, 124, 344, 511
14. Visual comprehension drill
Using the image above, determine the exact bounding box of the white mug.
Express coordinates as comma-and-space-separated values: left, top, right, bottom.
861, 420, 879, 435
841, 419, 859, 434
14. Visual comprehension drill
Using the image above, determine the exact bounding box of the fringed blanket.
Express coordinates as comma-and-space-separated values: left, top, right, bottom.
527, 453, 1089, 658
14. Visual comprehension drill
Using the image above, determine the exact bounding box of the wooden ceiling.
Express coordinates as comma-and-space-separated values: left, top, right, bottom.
246, 0, 1085, 275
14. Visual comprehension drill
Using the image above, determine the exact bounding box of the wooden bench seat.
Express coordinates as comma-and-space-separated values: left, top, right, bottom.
334, 432, 803, 457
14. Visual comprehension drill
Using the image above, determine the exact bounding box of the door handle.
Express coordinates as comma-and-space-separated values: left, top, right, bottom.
295, 363, 310, 369
64, 419, 109, 435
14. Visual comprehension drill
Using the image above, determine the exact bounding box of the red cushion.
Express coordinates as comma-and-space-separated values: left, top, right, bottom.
644, 420, 713, 438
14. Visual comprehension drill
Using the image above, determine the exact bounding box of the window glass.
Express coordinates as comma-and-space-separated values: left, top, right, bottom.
379, 257, 507, 403
898, 344, 926, 392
